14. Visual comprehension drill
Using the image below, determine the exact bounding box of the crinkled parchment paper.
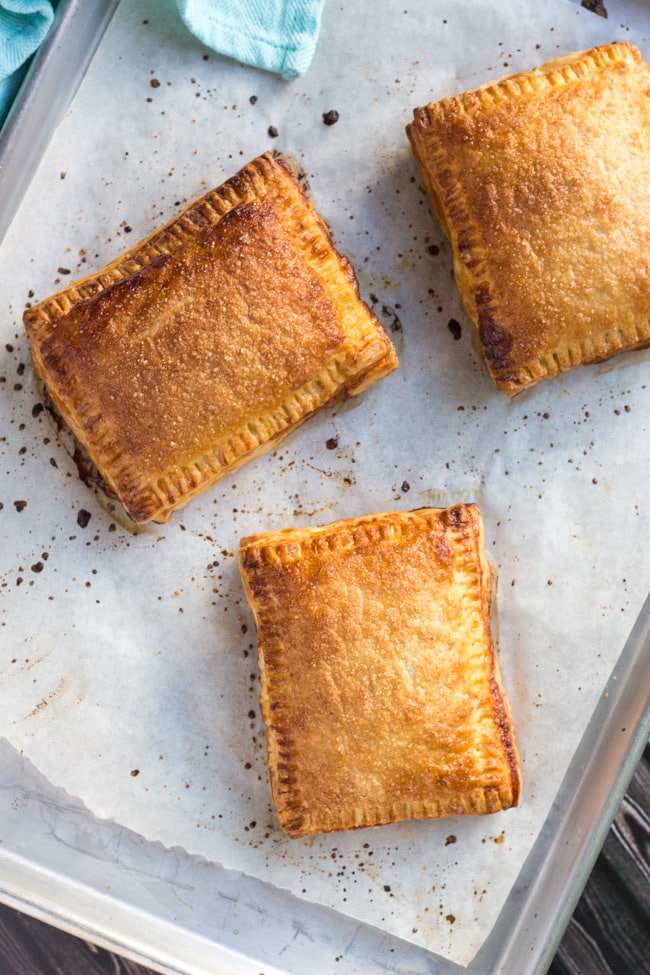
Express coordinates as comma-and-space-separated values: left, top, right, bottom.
1, 0, 649, 966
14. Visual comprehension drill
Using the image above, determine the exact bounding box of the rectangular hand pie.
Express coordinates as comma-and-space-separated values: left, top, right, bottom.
24, 153, 398, 523
407, 42, 650, 396
239, 504, 521, 838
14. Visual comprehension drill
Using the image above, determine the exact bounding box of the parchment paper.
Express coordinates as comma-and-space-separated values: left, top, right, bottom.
1, 0, 649, 966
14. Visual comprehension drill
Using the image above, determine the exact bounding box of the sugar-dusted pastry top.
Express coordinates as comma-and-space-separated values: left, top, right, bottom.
407, 42, 650, 396
239, 504, 521, 838
24, 153, 398, 523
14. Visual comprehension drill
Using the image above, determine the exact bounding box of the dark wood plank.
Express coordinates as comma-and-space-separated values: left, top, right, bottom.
549, 743, 650, 975
0, 903, 151, 975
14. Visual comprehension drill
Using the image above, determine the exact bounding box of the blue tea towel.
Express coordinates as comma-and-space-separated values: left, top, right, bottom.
0, 1, 325, 129
0, 0, 53, 123
176, 0, 325, 80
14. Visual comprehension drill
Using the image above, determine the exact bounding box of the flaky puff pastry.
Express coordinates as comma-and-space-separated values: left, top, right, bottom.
24, 153, 397, 523
239, 504, 521, 838
407, 42, 650, 396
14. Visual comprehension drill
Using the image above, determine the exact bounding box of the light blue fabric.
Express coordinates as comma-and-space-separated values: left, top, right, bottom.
0, 0, 54, 124
0, 0, 325, 130
176, 0, 325, 80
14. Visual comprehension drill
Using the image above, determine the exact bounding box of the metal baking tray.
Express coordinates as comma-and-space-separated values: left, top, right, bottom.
0, 0, 120, 247
1, 2, 649, 973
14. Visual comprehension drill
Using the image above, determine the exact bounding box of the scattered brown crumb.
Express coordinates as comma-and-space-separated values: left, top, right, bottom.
581, 0, 607, 16
447, 318, 462, 341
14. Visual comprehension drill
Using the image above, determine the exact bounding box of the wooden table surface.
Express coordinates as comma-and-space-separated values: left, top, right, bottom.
0, 743, 647, 975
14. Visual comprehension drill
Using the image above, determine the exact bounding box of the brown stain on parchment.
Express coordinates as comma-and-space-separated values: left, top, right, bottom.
19, 673, 86, 723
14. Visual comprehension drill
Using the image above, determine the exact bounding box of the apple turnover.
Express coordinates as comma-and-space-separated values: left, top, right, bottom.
239, 504, 521, 838
407, 42, 650, 395
24, 153, 398, 522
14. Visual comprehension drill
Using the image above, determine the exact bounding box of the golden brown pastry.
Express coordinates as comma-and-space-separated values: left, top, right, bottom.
24, 153, 398, 523
239, 504, 521, 838
407, 42, 650, 396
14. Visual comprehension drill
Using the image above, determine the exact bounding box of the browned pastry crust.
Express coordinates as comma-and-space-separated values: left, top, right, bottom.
239, 504, 521, 838
24, 153, 398, 523
407, 42, 650, 396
